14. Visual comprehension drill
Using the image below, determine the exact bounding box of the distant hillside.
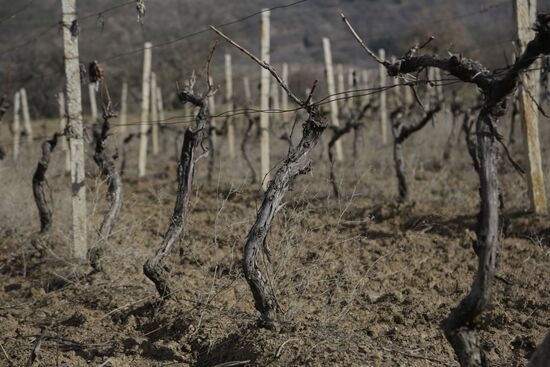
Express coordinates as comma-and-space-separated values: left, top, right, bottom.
1, 0, 549, 116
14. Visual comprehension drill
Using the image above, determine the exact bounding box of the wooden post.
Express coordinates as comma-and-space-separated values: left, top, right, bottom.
156, 85, 166, 153
270, 79, 280, 110
150, 72, 159, 156
156, 86, 165, 124
426, 67, 439, 111
260, 9, 271, 189
119, 81, 128, 136
138, 42, 152, 177
434, 68, 443, 100
281, 63, 289, 113
337, 63, 346, 105
20, 88, 32, 142
57, 92, 70, 173
208, 76, 217, 149
243, 76, 252, 104
225, 53, 235, 158
404, 81, 414, 106
362, 69, 370, 105
514, 0, 547, 214
61, 0, 87, 259
12, 91, 20, 160
88, 83, 98, 122
379, 49, 388, 144
347, 67, 355, 109
322, 37, 344, 161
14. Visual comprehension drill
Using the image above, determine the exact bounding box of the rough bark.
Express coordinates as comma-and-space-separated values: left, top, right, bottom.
446, 17, 548, 367
392, 134, 407, 201
143, 83, 210, 299
376, 14, 550, 366
174, 129, 185, 162
444, 108, 499, 367
143, 128, 201, 299
461, 109, 480, 173
244, 106, 326, 327
31, 133, 60, 254
89, 117, 123, 270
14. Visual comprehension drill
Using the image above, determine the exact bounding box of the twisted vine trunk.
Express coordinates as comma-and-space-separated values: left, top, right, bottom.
370, 14, 550, 366
143, 128, 200, 299
90, 118, 123, 270
143, 87, 209, 299
443, 109, 499, 367
461, 109, 480, 173
441, 17, 550, 366
392, 137, 407, 201
31, 133, 60, 253
244, 107, 326, 328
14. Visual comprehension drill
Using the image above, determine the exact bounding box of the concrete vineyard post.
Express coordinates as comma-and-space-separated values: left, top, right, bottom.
57, 92, 70, 173
514, 0, 548, 214
119, 81, 128, 136
61, 0, 87, 259
243, 76, 252, 104
379, 48, 388, 144
322, 37, 344, 161
260, 9, 271, 189
151, 72, 159, 156
12, 91, 20, 160
208, 76, 217, 149
138, 42, 152, 177
225, 53, 235, 159
20, 88, 32, 143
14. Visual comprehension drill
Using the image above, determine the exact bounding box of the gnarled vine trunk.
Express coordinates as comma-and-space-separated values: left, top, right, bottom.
143, 127, 202, 298
31, 133, 60, 254
89, 118, 123, 270
342, 13, 550, 366
443, 109, 499, 367
143, 77, 211, 299
243, 106, 326, 327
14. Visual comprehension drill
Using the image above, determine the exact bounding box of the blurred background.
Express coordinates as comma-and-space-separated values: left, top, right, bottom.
1, 0, 550, 117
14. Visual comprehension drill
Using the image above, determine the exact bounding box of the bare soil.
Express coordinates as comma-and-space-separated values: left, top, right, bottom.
1, 109, 549, 366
